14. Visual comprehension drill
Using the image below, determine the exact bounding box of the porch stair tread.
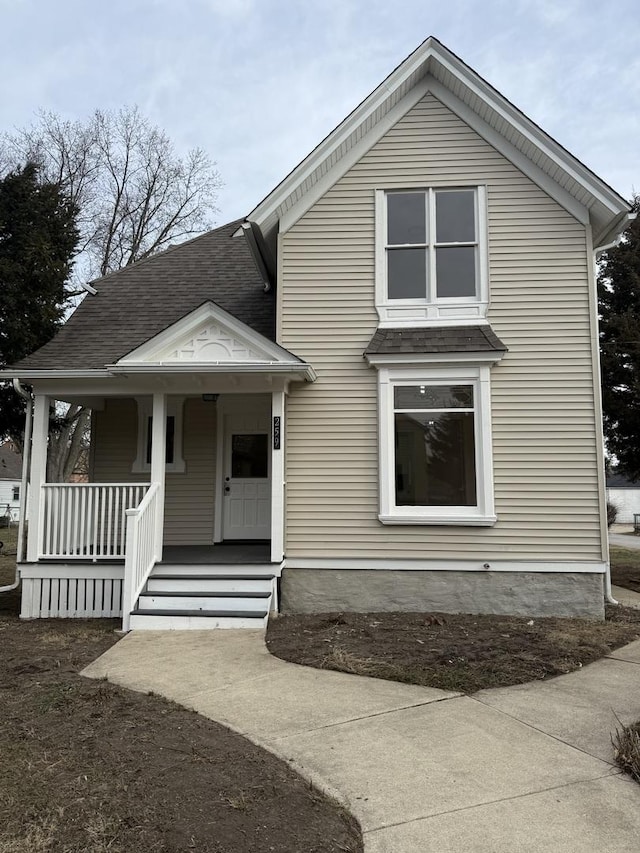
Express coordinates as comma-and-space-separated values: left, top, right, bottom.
149, 573, 276, 581
141, 589, 272, 599
131, 608, 269, 618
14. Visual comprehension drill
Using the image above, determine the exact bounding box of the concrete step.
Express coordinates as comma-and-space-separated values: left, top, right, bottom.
129, 610, 268, 630
145, 575, 274, 593
152, 563, 277, 577
137, 591, 271, 612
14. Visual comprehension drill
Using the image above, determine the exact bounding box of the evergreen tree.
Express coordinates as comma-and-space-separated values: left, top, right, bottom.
598, 198, 640, 480
0, 163, 79, 443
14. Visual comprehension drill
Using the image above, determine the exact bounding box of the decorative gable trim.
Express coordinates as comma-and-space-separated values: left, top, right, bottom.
116, 302, 303, 368
248, 37, 630, 245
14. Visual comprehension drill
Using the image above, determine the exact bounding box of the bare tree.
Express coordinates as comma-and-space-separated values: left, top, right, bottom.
46, 406, 91, 482
3, 108, 221, 480
3, 106, 221, 285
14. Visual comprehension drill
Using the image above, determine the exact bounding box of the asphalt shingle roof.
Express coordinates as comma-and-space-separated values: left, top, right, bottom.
365, 325, 508, 356
13, 220, 274, 371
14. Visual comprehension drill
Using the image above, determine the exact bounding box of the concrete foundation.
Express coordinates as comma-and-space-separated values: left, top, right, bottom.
280, 569, 605, 619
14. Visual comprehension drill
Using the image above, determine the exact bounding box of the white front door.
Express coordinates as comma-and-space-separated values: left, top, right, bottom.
222, 413, 271, 540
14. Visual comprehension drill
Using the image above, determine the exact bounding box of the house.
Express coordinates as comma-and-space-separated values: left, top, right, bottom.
0, 442, 22, 524
2, 37, 632, 628
606, 471, 640, 525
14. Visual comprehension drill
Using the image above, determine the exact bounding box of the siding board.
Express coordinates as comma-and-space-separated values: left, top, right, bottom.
92, 397, 216, 545
281, 93, 601, 562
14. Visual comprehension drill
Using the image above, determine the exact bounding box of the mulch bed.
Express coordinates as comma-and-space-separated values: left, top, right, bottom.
267, 607, 640, 694
0, 591, 362, 852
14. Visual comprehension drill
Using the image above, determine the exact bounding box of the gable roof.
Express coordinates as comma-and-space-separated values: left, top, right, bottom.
12, 219, 274, 371
248, 37, 631, 254
0, 443, 22, 480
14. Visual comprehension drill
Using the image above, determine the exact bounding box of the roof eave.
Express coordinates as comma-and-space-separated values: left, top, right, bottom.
364, 351, 506, 366
247, 37, 630, 243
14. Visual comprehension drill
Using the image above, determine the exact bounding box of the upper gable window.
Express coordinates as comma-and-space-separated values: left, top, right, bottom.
376, 187, 488, 326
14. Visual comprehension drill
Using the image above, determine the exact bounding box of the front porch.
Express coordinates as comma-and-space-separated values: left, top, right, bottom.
13, 297, 316, 627
20, 388, 287, 628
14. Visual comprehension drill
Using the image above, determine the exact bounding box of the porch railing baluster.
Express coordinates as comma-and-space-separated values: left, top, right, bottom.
39, 484, 150, 560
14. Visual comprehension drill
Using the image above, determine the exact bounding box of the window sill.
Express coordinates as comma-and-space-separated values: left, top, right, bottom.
378, 513, 497, 527
376, 301, 488, 327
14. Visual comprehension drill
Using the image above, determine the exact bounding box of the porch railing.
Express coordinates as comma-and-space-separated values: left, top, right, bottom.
40, 483, 150, 559
122, 482, 160, 632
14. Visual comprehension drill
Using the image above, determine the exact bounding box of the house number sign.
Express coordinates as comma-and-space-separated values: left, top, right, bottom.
273, 416, 281, 450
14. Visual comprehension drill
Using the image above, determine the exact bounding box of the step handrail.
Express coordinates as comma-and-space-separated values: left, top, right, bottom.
121, 482, 160, 632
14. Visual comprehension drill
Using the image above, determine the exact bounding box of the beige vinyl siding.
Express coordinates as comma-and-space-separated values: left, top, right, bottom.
281, 93, 601, 561
91, 398, 138, 481
91, 397, 216, 545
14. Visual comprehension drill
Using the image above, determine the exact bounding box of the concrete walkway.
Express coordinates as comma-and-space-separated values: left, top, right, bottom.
84, 631, 640, 852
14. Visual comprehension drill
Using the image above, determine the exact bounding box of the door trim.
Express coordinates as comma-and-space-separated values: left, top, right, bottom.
214, 390, 287, 558
214, 394, 272, 543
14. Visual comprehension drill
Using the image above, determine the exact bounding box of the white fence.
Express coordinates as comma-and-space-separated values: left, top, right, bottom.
122, 483, 160, 631
40, 483, 149, 559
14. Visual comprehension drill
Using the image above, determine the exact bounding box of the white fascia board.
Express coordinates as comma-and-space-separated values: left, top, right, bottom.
365, 351, 505, 367
431, 53, 627, 217
0, 369, 111, 380
593, 211, 636, 253
248, 40, 439, 228
249, 38, 628, 237
283, 558, 607, 573
427, 81, 591, 226
278, 78, 432, 234
107, 362, 317, 380
117, 301, 300, 366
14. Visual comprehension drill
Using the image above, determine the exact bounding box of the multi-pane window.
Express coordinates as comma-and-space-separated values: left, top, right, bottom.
394, 384, 477, 508
385, 189, 479, 301
12, 486, 19, 501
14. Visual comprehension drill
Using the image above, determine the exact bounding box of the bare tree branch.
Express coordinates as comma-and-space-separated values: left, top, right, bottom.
2, 107, 221, 481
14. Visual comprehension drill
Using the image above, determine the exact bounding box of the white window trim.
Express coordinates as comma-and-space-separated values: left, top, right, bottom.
132, 396, 186, 474
375, 186, 489, 327
377, 365, 496, 526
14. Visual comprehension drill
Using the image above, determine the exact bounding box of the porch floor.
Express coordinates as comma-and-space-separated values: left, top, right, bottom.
161, 543, 272, 565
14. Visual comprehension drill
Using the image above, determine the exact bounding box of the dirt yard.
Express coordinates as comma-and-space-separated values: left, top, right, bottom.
0, 532, 362, 853
267, 607, 640, 694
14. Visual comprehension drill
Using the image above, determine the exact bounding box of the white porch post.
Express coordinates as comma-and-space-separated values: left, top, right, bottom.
26, 394, 49, 562
271, 385, 286, 563
150, 392, 167, 561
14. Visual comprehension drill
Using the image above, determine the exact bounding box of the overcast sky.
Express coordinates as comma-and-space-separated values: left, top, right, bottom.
1, 0, 638, 224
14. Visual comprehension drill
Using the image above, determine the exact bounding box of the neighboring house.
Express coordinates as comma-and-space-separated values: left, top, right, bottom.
607, 472, 640, 525
1, 37, 632, 627
0, 442, 22, 524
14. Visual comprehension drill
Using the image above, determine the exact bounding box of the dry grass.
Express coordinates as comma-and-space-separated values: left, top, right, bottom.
610, 545, 640, 592
613, 720, 640, 784
0, 524, 18, 586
